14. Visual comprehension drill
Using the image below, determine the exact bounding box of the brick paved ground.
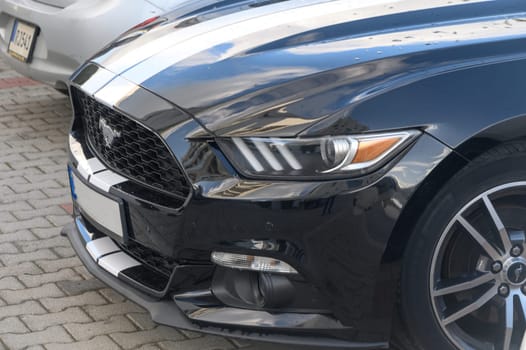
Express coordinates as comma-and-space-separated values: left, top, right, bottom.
0, 59, 317, 350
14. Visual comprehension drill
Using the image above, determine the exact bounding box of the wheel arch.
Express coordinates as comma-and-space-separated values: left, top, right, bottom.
383, 114, 526, 264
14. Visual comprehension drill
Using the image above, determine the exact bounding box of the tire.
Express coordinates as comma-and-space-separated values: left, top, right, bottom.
398, 142, 526, 350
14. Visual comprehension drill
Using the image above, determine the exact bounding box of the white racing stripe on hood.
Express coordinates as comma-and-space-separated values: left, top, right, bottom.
104, 0, 340, 74
121, 0, 395, 82
119, 0, 492, 86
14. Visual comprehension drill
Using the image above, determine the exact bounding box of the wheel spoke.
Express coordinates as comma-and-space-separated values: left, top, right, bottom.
457, 216, 502, 261
442, 284, 498, 326
482, 195, 513, 253
433, 273, 495, 297
503, 296, 514, 350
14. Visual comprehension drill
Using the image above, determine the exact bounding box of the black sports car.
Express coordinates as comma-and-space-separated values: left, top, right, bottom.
62, 0, 526, 349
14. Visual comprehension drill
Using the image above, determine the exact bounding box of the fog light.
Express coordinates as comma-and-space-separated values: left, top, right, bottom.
211, 252, 298, 274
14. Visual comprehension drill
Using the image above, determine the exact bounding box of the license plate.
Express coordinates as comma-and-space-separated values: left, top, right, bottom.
68, 169, 125, 241
8, 20, 39, 63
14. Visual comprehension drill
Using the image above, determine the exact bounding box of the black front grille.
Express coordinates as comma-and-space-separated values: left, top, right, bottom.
74, 90, 190, 198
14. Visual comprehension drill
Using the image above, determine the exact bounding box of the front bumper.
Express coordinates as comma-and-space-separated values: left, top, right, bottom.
64, 220, 386, 349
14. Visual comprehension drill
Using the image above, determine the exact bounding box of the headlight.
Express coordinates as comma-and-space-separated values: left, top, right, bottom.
217, 130, 420, 179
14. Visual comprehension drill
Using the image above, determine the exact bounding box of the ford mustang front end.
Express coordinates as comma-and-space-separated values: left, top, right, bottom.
63, 0, 526, 348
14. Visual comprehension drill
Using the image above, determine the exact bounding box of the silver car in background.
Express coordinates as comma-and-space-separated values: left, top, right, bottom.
0, 0, 178, 91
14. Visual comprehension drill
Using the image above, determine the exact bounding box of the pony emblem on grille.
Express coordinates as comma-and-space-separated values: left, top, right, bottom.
99, 118, 121, 148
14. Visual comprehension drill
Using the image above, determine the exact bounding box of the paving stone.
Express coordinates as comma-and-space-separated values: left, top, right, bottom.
26, 346, 45, 350
40, 291, 107, 313
0, 201, 31, 212
111, 326, 185, 349
24, 173, 69, 186
99, 288, 126, 303
32, 227, 62, 239
0, 144, 36, 156
135, 344, 163, 350
0, 261, 40, 279
29, 196, 72, 210
18, 236, 70, 253
45, 335, 120, 350
84, 301, 145, 321
0, 283, 64, 304
36, 257, 81, 273
0, 242, 18, 254
22, 307, 92, 331
0, 301, 47, 320
65, 315, 137, 341
59, 203, 73, 215
179, 329, 204, 340
20, 139, 64, 152
13, 207, 65, 220
56, 278, 105, 296
9, 158, 56, 171
23, 150, 67, 161
45, 214, 72, 227
0, 276, 24, 290
19, 268, 82, 288
9, 180, 63, 194
1, 325, 72, 349
0, 211, 17, 223
0, 162, 11, 171
0, 230, 37, 243
0, 217, 51, 234
42, 186, 68, 198
0, 152, 27, 163
159, 336, 236, 350
1, 249, 57, 266
1, 166, 44, 179
72, 265, 93, 280
52, 246, 76, 258
127, 312, 157, 331
0, 190, 47, 206
0, 317, 29, 334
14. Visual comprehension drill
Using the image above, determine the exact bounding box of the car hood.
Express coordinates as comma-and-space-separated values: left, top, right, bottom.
86, 0, 525, 137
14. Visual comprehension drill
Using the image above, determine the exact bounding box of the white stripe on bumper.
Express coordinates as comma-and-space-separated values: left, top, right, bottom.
78, 158, 106, 180
86, 236, 121, 262
98, 252, 141, 277
89, 170, 128, 193
78, 221, 141, 278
